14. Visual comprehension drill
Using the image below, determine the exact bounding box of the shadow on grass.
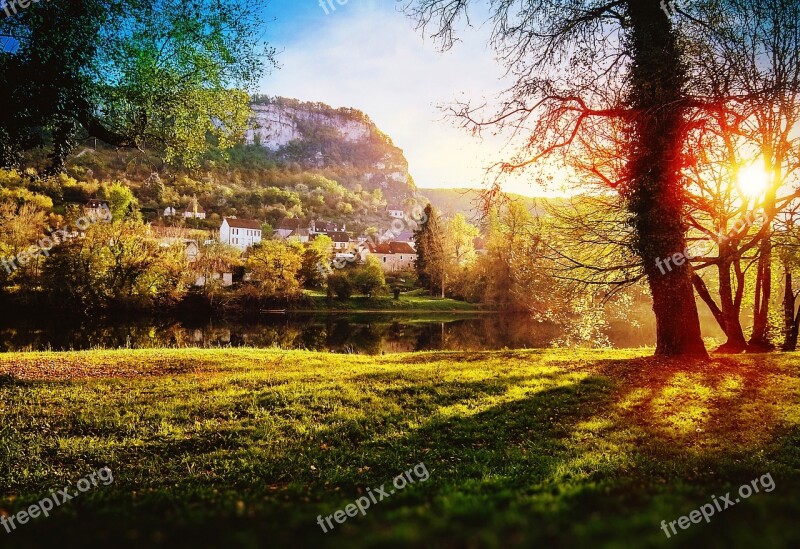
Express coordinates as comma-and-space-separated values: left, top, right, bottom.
3, 353, 800, 548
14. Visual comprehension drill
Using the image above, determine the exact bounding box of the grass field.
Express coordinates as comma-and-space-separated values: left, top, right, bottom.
294, 291, 482, 312
1, 349, 799, 548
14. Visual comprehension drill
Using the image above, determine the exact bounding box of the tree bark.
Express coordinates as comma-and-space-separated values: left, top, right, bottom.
625, 1, 708, 357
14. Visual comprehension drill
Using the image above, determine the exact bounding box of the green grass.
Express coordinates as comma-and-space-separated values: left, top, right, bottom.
1, 349, 799, 548
294, 291, 481, 312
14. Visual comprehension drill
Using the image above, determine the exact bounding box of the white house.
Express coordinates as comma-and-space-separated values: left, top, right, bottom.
158, 238, 199, 262
85, 199, 110, 219
220, 218, 262, 250
387, 205, 405, 219
164, 206, 177, 217
183, 198, 206, 220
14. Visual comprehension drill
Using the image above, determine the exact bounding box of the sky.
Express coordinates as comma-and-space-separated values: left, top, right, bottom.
259, 0, 554, 197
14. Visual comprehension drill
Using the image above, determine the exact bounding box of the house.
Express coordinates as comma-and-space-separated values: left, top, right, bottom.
164, 206, 177, 218
85, 199, 110, 218
309, 219, 346, 236
386, 205, 405, 219
275, 218, 305, 239
194, 256, 234, 288
275, 217, 350, 247
367, 241, 417, 272
183, 198, 206, 220
286, 228, 311, 244
330, 231, 351, 250
220, 218, 262, 250
158, 238, 199, 262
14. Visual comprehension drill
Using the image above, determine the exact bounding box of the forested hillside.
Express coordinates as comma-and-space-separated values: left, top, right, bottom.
12, 97, 420, 234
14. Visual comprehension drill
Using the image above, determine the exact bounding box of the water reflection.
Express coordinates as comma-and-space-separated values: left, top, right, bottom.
0, 314, 573, 355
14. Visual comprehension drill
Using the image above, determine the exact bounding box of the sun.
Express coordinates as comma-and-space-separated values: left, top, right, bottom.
737, 163, 771, 198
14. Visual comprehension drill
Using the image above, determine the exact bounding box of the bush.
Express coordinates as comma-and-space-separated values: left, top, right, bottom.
352, 257, 385, 297
327, 271, 352, 300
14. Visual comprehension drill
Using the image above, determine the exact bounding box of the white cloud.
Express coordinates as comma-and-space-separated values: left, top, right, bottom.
260, 1, 558, 196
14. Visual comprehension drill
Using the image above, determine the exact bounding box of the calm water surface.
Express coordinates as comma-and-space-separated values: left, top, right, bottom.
0, 312, 659, 354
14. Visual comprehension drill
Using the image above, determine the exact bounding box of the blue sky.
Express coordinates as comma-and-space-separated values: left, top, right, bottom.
258, 0, 549, 196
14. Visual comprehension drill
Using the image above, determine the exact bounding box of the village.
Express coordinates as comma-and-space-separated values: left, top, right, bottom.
86, 198, 421, 289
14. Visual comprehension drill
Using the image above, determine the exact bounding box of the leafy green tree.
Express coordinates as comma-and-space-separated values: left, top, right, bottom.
0, 0, 273, 171
300, 235, 333, 289
414, 204, 445, 297
327, 271, 353, 300
246, 241, 304, 298
445, 213, 478, 266
352, 256, 386, 298
103, 182, 140, 221
42, 220, 187, 309
0, 200, 50, 289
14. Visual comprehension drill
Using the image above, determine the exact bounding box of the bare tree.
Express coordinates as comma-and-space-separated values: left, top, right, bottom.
681, 0, 800, 351
404, 0, 707, 356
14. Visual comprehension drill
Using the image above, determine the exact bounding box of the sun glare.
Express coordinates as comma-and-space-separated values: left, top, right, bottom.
737, 163, 771, 198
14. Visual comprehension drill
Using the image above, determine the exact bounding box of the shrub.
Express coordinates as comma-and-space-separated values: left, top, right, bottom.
327, 271, 352, 300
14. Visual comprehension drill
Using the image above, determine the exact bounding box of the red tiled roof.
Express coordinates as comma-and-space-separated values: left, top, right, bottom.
368, 242, 416, 255
225, 218, 262, 230
389, 242, 416, 254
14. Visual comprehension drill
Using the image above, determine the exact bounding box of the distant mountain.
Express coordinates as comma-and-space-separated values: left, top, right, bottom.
420, 188, 559, 220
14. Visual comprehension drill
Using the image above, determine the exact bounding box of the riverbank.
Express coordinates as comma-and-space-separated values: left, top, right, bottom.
290, 292, 484, 312
0, 289, 485, 318
1, 349, 798, 547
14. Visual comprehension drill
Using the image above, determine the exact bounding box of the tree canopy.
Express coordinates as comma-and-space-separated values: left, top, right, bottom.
0, 0, 274, 171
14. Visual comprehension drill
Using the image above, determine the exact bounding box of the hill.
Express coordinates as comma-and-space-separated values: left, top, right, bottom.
420, 187, 563, 220
44, 97, 422, 234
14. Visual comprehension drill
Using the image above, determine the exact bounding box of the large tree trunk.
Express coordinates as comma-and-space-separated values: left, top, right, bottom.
625, 1, 707, 357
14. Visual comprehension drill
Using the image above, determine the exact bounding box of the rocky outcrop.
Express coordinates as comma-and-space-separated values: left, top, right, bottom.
246, 97, 416, 200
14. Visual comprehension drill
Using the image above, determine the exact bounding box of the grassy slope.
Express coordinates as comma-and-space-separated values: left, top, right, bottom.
0, 349, 799, 548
